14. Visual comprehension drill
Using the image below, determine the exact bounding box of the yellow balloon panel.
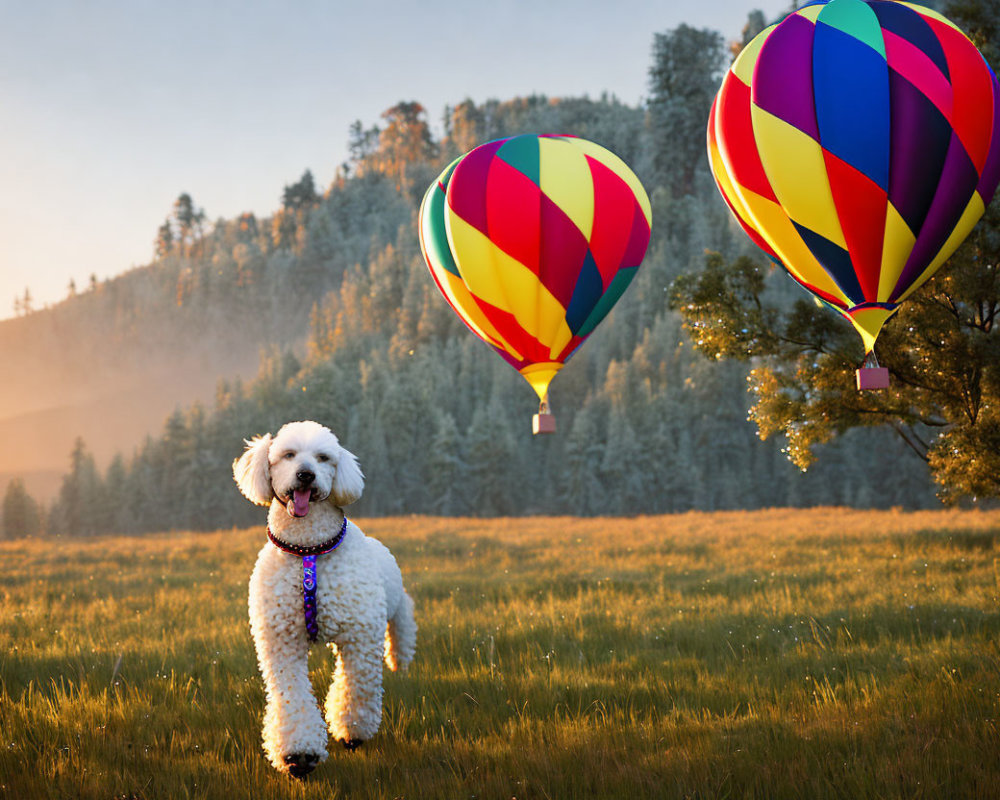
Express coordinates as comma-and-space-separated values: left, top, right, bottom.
847, 305, 899, 354
537, 137, 595, 239
750, 106, 848, 251
519, 362, 563, 402
876, 203, 917, 303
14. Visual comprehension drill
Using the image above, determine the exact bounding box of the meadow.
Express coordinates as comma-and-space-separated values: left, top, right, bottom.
1, 508, 998, 799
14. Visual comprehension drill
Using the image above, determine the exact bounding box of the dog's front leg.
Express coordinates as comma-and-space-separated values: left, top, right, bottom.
324, 618, 386, 748
253, 618, 328, 776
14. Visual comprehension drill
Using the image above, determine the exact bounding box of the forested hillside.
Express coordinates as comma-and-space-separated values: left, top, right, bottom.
3, 15, 949, 537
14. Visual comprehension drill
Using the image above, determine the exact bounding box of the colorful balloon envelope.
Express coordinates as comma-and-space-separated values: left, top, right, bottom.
708, 0, 1000, 368
419, 134, 651, 425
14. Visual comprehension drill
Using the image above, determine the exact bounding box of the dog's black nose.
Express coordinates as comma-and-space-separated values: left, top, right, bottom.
296, 469, 315, 485
284, 752, 319, 778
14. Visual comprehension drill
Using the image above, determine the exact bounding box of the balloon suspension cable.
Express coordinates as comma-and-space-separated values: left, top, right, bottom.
863, 350, 880, 370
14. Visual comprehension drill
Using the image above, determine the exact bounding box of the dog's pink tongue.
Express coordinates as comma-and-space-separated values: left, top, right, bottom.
291, 489, 311, 517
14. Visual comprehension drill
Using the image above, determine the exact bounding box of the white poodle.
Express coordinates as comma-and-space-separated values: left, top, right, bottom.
233, 420, 416, 778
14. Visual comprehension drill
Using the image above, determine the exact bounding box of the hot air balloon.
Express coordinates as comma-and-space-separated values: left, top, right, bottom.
708, 0, 1000, 389
419, 134, 652, 433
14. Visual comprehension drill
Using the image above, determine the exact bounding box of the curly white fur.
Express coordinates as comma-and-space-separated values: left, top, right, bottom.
233, 421, 416, 776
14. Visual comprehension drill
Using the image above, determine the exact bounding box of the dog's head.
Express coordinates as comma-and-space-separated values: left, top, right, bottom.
232, 421, 364, 516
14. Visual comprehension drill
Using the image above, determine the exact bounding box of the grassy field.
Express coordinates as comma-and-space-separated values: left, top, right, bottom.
1, 509, 999, 799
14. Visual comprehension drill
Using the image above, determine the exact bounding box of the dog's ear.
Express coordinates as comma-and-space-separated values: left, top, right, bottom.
233, 434, 274, 506
330, 445, 364, 506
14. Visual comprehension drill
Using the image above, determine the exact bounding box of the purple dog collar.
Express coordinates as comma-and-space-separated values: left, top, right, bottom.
267, 518, 348, 642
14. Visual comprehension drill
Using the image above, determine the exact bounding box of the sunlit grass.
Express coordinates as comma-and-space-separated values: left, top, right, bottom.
1, 509, 999, 799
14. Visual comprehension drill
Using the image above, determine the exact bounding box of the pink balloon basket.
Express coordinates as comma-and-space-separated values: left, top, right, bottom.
856, 367, 890, 391
532, 413, 556, 435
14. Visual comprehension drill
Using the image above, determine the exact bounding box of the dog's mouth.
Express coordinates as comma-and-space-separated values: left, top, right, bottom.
285, 489, 316, 518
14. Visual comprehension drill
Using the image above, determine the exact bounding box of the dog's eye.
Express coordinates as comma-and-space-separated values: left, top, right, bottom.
316, 453, 330, 463
282, 451, 296, 460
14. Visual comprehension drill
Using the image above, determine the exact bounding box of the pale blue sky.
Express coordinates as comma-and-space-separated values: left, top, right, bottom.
0, 0, 790, 316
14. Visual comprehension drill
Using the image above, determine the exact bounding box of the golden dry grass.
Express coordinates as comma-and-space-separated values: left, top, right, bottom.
1, 508, 999, 799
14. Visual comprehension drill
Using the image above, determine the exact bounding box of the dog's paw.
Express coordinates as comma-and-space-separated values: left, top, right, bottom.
340, 738, 365, 751
283, 752, 321, 778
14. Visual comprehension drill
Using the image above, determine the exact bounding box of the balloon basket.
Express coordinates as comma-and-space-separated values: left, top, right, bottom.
856, 367, 889, 390
857, 351, 889, 390
533, 413, 556, 435
533, 397, 556, 435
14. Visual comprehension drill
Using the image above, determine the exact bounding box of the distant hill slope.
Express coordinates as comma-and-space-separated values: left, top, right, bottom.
0, 282, 269, 501
0, 348, 260, 502
0, 167, 410, 499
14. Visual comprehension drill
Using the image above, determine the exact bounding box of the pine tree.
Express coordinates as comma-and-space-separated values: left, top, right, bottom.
426, 411, 467, 514
172, 193, 206, 256
600, 409, 645, 515
648, 24, 727, 196
561, 400, 607, 515
732, 9, 769, 58
347, 120, 380, 167
50, 438, 103, 536
2, 479, 43, 538
155, 220, 175, 257
444, 99, 485, 159
370, 101, 437, 192
282, 170, 320, 211
103, 454, 132, 534
465, 401, 516, 516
